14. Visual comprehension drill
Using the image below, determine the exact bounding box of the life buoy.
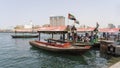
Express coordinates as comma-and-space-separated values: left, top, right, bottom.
110, 45, 114, 52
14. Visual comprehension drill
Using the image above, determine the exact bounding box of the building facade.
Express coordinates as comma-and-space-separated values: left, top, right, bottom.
108, 23, 116, 28
50, 16, 65, 27
118, 25, 120, 28
42, 24, 50, 27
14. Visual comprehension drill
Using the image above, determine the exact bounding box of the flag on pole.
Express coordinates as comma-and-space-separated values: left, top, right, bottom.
68, 13, 76, 20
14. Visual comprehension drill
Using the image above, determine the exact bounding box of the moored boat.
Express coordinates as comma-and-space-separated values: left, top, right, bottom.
29, 26, 91, 55
11, 34, 39, 38
11, 21, 39, 38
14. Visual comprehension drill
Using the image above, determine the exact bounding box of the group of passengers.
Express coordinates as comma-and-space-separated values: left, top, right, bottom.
68, 31, 99, 45
101, 32, 120, 41
66, 25, 120, 44
66, 25, 99, 44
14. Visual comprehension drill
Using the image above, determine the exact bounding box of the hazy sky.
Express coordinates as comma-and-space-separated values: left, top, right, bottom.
0, 0, 120, 28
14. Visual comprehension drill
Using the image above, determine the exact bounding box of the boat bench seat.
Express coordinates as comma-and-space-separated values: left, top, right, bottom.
45, 38, 66, 43
35, 40, 70, 48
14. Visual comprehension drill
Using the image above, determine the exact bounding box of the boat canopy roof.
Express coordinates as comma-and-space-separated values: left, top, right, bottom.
77, 27, 95, 32
14, 26, 120, 33
37, 26, 67, 34
38, 26, 120, 33
98, 28, 120, 33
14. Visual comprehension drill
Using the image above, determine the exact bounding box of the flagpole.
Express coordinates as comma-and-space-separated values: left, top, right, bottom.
74, 20, 75, 26
68, 18, 69, 26
68, 13, 69, 26
67, 14, 70, 41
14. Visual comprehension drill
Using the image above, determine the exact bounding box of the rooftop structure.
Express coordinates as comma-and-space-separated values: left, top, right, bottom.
50, 16, 65, 27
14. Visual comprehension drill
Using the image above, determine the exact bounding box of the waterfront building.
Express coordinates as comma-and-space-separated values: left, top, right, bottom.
118, 25, 120, 28
108, 23, 116, 28
42, 24, 50, 27
50, 16, 65, 27
33, 25, 41, 29
24, 21, 33, 28
14, 25, 24, 29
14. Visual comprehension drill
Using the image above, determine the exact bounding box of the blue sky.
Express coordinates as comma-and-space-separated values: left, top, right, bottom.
0, 0, 120, 28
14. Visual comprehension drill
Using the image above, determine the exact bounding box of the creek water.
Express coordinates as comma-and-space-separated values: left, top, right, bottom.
0, 33, 108, 68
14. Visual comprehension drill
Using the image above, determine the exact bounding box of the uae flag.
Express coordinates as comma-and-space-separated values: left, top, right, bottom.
68, 13, 76, 20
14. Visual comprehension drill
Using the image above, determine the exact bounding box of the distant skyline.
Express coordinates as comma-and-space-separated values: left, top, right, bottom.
0, 0, 120, 29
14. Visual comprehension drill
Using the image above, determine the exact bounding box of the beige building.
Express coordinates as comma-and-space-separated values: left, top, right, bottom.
118, 25, 120, 28
42, 24, 50, 27
50, 16, 65, 27
108, 23, 116, 28
14, 25, 24, 29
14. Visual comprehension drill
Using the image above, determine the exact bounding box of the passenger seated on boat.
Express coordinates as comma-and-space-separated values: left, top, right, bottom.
84, 37, 90, 42
60, 35, 63, 40
77, 36, 81, 42
84, 33, 90, 42
78, 35, 84, 42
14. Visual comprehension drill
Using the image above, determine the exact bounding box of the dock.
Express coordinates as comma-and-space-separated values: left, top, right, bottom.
109, 61, 120, 68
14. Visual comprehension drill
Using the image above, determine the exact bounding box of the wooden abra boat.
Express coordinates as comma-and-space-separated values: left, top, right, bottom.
29, 41, 91, 54
29, 26, 91, 55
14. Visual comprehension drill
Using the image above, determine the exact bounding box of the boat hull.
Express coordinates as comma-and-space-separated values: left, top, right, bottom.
11, 35, 39, 38
29, 41, 91, 55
